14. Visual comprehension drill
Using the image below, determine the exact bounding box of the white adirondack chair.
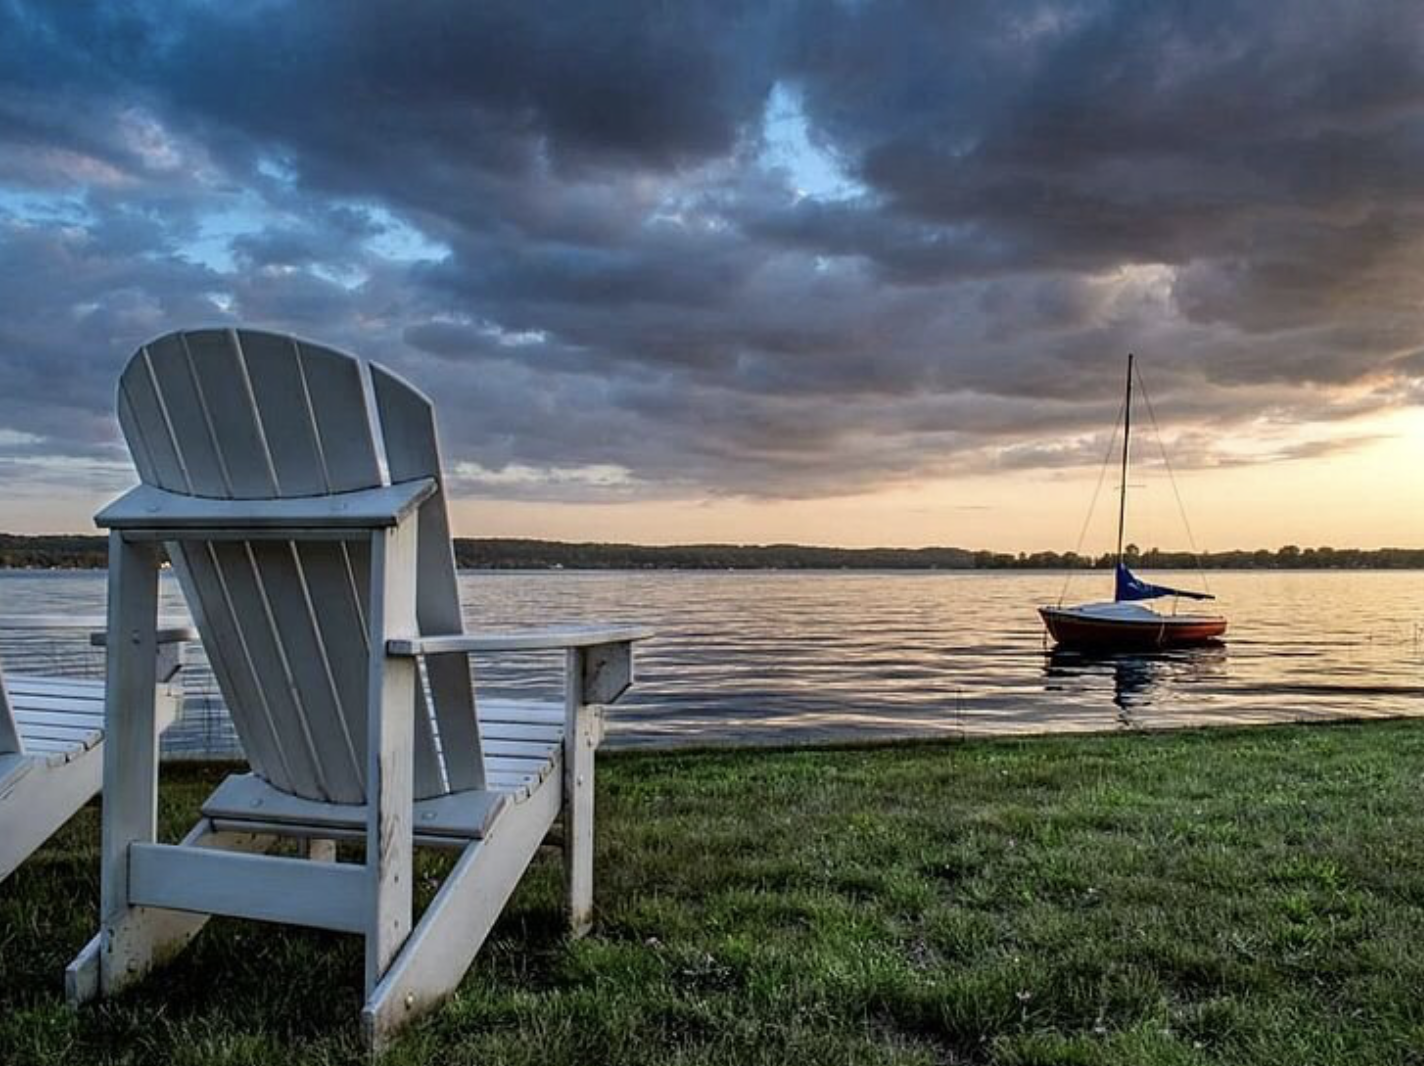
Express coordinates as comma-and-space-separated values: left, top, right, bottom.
65, 327, 650, 1049
0, 619, 190, 884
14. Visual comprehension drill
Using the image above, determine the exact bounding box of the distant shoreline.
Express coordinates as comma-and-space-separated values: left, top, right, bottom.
3, 534, 1422, 571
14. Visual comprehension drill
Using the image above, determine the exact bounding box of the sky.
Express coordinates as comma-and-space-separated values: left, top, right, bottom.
0, 1, 1421, 552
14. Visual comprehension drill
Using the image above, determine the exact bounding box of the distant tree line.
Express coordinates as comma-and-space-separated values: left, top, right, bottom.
4, 533, 1422, 571
0, 534, 111, 570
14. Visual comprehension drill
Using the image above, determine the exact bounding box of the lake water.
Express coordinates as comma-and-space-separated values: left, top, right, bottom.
1, 569, 1421, 755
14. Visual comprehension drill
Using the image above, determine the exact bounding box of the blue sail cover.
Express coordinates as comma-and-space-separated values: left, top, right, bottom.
1115, 563, 1215, 602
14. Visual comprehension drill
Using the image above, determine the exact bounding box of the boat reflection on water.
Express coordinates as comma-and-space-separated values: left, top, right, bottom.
1043, 643, 1229, 727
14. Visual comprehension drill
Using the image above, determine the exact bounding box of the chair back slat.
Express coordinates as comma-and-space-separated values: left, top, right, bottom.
287, 540, 374, 791
206, 330, 328, 496
372, 366, 486, 791
118, 350, 195, 492
175, 331, 281, 497
165, 549, 301, 793
302, 342, 385, 493
0, 662, 20, 756
135, 333, 237, 495
205, 540, 333, 794
115, 328, 466, 803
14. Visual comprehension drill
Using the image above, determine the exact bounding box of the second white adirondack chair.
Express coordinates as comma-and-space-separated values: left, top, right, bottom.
65, 327, 650, 1048
0, 619, 190, 885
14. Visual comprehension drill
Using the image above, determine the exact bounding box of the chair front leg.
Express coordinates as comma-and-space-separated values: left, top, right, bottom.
562, 646, 608, 937
364, 520, 418, 998
93, 533, 187, 996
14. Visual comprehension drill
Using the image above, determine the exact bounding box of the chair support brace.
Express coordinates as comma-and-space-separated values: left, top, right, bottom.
129, 842, 367, 933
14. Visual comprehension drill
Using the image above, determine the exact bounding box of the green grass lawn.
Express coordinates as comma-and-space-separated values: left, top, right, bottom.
6, 721, 1424, 1065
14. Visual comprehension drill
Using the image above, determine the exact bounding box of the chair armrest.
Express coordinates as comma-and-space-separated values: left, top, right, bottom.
0, 616, 196, 646
389, 625, 652, 706
96, 478, 436, 535
0, 617, 194, 684
386, 625, 653, 656
89, 625, 199, 648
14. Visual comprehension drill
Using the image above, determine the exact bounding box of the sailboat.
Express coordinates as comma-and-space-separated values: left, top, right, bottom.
1039, 354, 1227, 650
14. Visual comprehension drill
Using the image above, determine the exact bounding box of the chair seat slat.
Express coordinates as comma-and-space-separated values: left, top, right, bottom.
201, 773, 508, 840
478, 700, 565, 725
477, 721, 563, 744
17, 724, 102, 749
9, 694, 107, 716
18, 735, 88, 753
5, 677, 106, 700
14, 709, 105, 730
481, 738, 558, 760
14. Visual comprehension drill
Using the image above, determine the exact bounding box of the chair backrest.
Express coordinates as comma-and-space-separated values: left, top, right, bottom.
114, 328, 484, 803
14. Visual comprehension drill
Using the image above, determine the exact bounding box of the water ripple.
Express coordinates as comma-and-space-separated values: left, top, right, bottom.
1, 569, 1421, 752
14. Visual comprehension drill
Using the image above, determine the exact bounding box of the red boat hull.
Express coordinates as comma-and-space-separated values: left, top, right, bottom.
1039, 606, 1227, 650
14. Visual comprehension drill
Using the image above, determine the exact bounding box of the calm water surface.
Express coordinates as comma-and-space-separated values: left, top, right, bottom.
1, 569, 1421, 753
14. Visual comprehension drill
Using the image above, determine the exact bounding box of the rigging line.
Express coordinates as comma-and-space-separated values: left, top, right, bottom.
1133, 362, 1212, 597
1058, 391, 1127, 607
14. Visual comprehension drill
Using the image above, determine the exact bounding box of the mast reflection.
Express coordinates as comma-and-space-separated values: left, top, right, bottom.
1044, 643, 1228, 726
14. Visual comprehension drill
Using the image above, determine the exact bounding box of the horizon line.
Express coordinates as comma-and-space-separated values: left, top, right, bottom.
2, 532, 1421, 556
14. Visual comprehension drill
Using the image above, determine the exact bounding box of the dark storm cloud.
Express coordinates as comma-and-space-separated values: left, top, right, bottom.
0, 0, 1420, 508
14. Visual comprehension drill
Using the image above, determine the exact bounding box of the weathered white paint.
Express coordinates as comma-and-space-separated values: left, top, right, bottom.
563, 648, 598, 936
580, 640, 636, 704
0, 669, 21, 757
201, 771, 508, 839
129, 842, 367, 932
96, 533, 170, 996
362, 765, 562, 1050
0, 634, 184, 883
364, 520, 418, 996
387, 627, 652, 656
70, 327, 652, 1050
373, 363, 486, 793
97, 479, 435, 532
0, 741, 101, 882
0, 618, 196, 652
68, 821, 281, 1005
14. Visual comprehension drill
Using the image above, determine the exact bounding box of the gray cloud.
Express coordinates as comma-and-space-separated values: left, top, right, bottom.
0, 0, 1420, 512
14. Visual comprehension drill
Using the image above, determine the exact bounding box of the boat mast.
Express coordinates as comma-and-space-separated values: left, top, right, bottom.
1116, 352, 1134, 565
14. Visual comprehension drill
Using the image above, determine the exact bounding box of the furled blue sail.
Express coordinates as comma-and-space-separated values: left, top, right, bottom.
1114, 563, 1215, 602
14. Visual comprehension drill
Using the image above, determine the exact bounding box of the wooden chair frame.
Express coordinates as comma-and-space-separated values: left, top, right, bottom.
0, 619, 190, 885
66, 482, 647, 1049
